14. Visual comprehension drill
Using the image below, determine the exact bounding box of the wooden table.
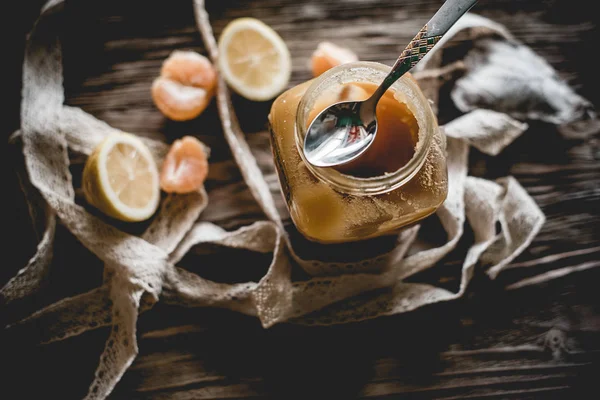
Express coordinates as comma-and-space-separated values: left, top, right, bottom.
5, 0, 599, 399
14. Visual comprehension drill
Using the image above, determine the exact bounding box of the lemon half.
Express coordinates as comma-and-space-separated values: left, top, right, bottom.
83, 133, 160, 222
218, 18, 291, 101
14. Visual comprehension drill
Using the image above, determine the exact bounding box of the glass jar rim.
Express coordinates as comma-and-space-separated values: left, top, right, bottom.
294, 61, 436, 196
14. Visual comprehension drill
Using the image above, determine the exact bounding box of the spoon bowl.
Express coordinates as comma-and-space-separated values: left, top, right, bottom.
303, 99, 378, 168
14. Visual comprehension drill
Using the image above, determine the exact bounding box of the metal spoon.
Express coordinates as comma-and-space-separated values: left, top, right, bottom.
303, 0, 477, 168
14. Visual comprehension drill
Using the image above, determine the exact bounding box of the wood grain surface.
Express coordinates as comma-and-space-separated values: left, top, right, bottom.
5, 0, 600, 399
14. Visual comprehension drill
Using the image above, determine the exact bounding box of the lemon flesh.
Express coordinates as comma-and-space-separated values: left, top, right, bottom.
218, 18, 291, 101
83, 133, 160, 222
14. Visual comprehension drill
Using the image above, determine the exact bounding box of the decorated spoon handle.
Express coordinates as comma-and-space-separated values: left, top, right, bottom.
367, 0, 477, 106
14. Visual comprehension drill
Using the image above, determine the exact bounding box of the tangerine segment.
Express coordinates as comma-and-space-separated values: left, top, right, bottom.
152, 77, 211, 121
161, 50, 217, 92
311, 42, 358, 77
152, 50, 217, 121
160, 136, 209, 194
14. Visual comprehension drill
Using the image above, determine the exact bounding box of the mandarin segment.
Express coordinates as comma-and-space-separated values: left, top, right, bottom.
152, 50, 217, 121
311, 42, 358, 77
161, 50, 217, 92
160, 136, 209, 194
152, 77, 211, 121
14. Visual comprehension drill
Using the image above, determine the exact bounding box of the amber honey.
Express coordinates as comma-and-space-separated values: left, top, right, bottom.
269, 62, 448, 243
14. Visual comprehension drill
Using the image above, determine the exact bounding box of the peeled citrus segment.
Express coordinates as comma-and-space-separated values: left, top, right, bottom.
311, 42, 358, 77
152, 50, 217, 121
218, 18, 291, 101
161, 50, 217, 91
160, 136, 209, 194
152, 77, 211, 121
83, 132, 160, 222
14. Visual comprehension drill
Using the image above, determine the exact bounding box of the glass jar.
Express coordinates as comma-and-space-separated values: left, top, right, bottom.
269, 61, 448, 243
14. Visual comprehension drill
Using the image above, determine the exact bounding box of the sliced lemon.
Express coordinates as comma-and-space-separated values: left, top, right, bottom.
218, 18, 291, 101
83, 132, 160, 222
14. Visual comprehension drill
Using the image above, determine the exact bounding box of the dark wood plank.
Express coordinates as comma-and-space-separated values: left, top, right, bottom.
5, 0, 600, 399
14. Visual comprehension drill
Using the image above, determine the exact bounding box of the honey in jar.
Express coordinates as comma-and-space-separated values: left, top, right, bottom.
269, 62, 448, 243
